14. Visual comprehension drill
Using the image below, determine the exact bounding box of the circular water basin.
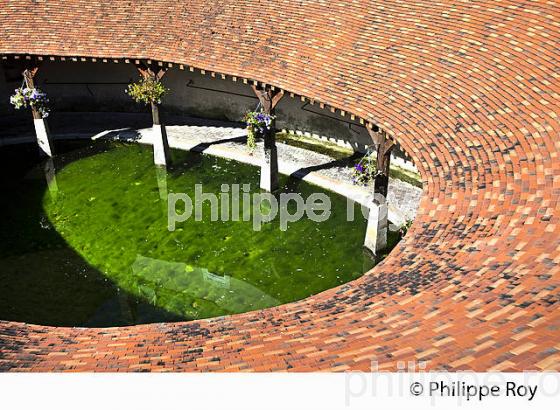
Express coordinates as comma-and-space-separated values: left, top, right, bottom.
0, 141, 399, 327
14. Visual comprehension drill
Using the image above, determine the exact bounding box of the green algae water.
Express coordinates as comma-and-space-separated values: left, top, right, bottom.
0, 141, 398, 327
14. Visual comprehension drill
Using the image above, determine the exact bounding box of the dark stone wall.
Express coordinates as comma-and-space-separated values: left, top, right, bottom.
0, 61, 416, 169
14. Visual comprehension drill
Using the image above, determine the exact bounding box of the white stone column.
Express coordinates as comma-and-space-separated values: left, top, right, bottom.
152, 123, 170, 166
364, 197, 388, 255
33, 118, 55, 157
260, 141, 279, 192
259, 117, 279, 192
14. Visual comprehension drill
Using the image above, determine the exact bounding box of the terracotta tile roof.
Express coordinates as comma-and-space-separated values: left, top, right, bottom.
0, 0, 559, 371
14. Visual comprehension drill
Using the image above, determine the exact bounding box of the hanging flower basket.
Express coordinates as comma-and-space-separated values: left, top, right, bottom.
9, 87, 50, 118
126, 77, 167, 105
351, 150, 376, 186
243, 111, 275, 153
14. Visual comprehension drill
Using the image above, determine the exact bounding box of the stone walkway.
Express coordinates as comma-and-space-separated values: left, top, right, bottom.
0, 112, 423, 223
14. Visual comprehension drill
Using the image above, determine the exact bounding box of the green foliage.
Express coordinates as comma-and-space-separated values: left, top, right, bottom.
243, 110, 275, 152
126, 77, 167, 105
352, 153, 376, 186
10, 87, 50, 118
352, 152, 423, 189
247, 126, 257, 153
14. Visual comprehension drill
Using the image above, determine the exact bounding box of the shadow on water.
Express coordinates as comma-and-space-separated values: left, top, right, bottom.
0, 141, 184, 327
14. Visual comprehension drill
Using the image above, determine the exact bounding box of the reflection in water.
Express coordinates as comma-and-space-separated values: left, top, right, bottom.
155, 166, 168, 202
132, 255, 279, 318
44, 158, 58, 198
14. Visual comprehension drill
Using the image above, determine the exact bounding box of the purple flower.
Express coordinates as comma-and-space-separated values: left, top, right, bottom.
354, 163, 364, 172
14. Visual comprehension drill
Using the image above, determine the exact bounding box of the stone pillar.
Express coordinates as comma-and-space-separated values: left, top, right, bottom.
33, 116, 55, 157
24, 68, 55, 157
260, 121, 279, 192
364, 127, 394, 256
152, 122, 170, 167
364, 196, 388, 255
252, 85, 284, 192
135, 64, 169, 167
367, 128, 394, 199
